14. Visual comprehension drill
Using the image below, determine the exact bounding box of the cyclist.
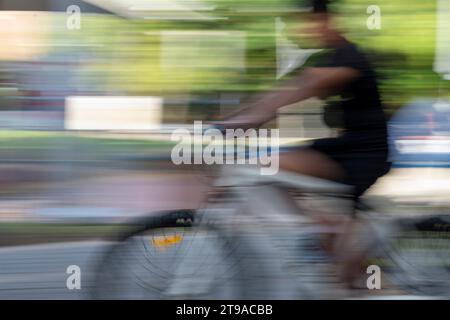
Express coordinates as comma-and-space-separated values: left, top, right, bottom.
216, 0, 391, 287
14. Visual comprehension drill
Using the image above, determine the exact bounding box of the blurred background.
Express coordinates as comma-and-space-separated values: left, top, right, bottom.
0, 0, 449, 299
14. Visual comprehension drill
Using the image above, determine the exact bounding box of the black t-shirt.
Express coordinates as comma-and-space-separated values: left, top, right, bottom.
307, 41, 389, 153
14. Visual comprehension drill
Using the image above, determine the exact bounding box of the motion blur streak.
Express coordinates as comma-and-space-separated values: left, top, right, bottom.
0, 0, 448, 300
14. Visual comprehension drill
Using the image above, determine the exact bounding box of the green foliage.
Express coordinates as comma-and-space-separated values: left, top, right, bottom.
47, 0, 444, 114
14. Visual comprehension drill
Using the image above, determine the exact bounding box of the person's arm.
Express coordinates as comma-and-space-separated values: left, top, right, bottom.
219, 66, 360, 128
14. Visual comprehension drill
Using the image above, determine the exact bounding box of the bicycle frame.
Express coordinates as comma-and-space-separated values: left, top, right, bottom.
165, 163, 381, 299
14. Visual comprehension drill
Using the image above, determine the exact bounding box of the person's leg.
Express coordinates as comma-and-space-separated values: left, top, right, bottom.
279, 148, 351, 251
334, 216, 377, 289
279, 148, 376, 290
333, 159, 390, 288
279, 148, 346, 181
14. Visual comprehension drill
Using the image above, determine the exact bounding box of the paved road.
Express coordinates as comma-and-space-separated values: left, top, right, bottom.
0, 241, 109, 299
0, 238, 438, 300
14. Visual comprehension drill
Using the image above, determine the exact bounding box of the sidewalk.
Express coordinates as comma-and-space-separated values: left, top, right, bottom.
0, 166, 449, 223
0, 167, 208, 223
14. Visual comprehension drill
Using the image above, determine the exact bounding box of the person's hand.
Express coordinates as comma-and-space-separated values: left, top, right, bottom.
211, 118, 257, 131
213, 105, 275, 130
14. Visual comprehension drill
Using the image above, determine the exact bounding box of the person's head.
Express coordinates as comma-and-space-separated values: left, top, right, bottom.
289, 0, 342, 48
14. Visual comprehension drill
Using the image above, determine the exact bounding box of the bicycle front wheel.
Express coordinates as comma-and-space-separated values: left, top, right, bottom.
93, 211, 243, 299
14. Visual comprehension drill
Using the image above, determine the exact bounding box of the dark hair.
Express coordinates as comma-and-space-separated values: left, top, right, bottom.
313, 0, 329, 13
296, 0, 329, 13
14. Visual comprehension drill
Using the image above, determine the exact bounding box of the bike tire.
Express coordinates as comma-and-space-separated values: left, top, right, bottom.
377, 215, 450, 297
92, 210, 256, 299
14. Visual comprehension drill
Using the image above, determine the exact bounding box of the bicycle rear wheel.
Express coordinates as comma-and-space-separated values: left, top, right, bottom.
92, 211, 243, 299
380, 215, 450, 297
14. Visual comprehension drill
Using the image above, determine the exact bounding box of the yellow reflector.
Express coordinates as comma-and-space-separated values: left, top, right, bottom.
152, 234, 183, 249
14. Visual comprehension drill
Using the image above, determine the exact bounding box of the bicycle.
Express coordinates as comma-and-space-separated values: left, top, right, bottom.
92, 134, 450, 299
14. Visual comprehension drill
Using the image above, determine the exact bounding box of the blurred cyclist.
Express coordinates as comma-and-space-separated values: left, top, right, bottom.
217, 0, 391, 287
